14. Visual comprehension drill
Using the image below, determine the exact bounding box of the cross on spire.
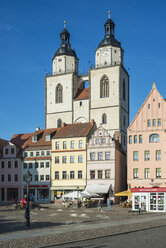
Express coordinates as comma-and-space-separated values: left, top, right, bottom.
108, 10, 111, 19
64, 21, 66, 29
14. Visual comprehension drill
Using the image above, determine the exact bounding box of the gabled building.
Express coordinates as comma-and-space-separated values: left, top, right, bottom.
51, 121, 96, 201
0, 134, 31, 202
127, 82, 166, 189
87, 126, 126, 203
22, 128, 58, 203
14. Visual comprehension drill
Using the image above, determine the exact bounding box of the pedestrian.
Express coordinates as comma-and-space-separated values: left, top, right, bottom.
107, 197, 111, 211
98, 200, 102, 212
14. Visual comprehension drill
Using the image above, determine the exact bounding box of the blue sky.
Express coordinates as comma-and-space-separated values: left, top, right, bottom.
0, 0, 166, 140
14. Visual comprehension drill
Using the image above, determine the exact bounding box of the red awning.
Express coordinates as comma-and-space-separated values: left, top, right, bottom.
131, 187, 166, 193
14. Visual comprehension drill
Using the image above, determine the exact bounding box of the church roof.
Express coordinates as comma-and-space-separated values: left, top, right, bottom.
74, 88, 89, 101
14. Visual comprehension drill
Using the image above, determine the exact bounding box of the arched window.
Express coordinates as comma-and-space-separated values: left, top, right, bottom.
100, 75, 109, 98
56, 84, 63, 103
57, 119, 62, 127
149, 134, 159, 143
123, 79, 126, 101
102, 113, 107, 124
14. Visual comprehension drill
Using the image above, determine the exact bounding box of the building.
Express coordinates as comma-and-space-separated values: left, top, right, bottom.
127, 83, 166, 211
22, 128, 58, 203
45, 12, 129, 151
0, 134, 30, 202
87, 126, 126, 203
51, 121, 96, 201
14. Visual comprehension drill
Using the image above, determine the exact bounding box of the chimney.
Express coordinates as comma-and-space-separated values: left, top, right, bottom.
91, 119, 94, 125
36, 127, 40, 131
62, 122, 66, 127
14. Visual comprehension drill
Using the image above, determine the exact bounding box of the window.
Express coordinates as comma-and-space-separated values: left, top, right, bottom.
1, 175, 4, 182
46, 151, 50, 156
70, 141, 75, 149
46, 175, 49, 181
105, 169, 110, 179
55, 142, 59, 150
134, 135, 137, 144
147, 120, 151, 127
46, 162, 49, 168
139, 135, 142, 143
98, 170, 102, 179
36, 151, 39, 156
55, 156, 59, 164
78, 140, 83, 148
70, 156, 75, 163
63, 141, 67, 149
23, 163, 27, 169
158, 103, 160, 108
133, 151, 139, 161
70, 171, 75, 179
102, 138, 106, 144
29, 163, 33, 169
158, 119, 161, 126
62, 156, 67, 163
129, 136, 132, 144
32, 135, 37, 142
100, 74, 109, 98
14, 174, 18, 182
78, 171, 82, 179
133, 169, 139, 179
57, 119, 62, 127
14, 160, 18, 168
45, 134, 50, 141
90, 153, 95, 161
56, 84, 63, 103
153, 119, 156, 126
35, 175, 38, 181
40, 175, 44, 181
102, 113, 107, 124
156, 168, 161, 178
95, 139, 99, 144
30, 152, 33, 157
8, 174, 11, 182
11, 148, 14, 154
98, 152, 103, 160
149, 134, 159, 143
1, 161, 5, 168
78, 155, 83, 163
62, 171, 67, 179
148, 104, 150, 109
145, 168, 150, 179
105, 152, 110, 160
55, 171, 59, 180
5, 148, 8, 155
123, 79, 126, 101
80, 101, 82, 107
24, 152, 28, 157
156, 150, 161, 160
40, 162, 44, 168
8, 161, 11, 168
41, 151, 45, 156
90, 170, 95, 179
35, 162, 38, 168
145, 151, 150, 161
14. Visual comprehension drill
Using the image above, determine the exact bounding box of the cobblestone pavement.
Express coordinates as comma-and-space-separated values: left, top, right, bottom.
0, 203, 166, 248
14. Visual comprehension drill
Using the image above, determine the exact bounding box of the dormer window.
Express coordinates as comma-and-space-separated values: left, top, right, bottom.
46, 134, 50, 141
32, 135, 37, 142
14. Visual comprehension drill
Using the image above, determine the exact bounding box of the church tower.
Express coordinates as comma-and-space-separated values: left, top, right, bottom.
45, 22, 80, 128
90, 11, 129, 150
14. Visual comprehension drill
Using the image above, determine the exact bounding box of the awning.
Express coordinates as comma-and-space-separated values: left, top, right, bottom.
85, 184, 111, 194
114, 190, 132, 197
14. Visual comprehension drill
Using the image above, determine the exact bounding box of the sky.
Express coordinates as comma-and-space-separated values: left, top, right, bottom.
0, 0, 166, 141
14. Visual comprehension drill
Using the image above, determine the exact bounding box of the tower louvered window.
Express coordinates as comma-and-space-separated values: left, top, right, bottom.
100, 75, 109, 98
56, 84, 63, 103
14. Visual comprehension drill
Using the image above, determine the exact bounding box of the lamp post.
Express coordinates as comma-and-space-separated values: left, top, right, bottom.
25, 170, 32, 226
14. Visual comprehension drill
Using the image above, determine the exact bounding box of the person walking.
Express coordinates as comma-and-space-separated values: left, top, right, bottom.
107, 197, 111, 211
98, 200, 102, 212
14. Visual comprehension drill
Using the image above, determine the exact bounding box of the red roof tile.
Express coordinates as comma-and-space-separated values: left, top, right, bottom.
10, 133, 32, 148
0, 138, 8, 155
74, 88, 89, 101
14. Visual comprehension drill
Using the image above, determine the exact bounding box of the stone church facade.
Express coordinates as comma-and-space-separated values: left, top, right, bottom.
45, 13, 129, 151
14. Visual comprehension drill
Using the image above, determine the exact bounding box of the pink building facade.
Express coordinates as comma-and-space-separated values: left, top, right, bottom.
127, 83, 166, 190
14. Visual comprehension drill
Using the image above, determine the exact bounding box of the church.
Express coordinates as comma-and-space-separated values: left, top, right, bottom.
45, 11, 129, 151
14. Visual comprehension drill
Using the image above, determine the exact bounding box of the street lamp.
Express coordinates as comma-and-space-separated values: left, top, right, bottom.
24, 170, 32, 226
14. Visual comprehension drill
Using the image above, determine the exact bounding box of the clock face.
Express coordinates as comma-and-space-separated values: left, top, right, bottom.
101, 48, 109, 56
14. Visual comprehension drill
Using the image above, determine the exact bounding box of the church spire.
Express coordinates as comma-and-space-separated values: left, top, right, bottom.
60, 21, 70, 47
104, 10, 115, 38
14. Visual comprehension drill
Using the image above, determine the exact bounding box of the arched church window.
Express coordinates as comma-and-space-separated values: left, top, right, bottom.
123, 79, 126, 101
100, 75, 109, 98
56, 84, 63, 103
102, 113, 107, 124
57, 119, 62, 127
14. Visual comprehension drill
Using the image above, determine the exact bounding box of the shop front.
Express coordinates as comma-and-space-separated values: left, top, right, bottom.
23, 185, 50, 203
131, 187, 166, 212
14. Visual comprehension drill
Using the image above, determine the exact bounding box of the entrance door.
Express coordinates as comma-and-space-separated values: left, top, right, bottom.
150, 193, 164, 212
133, 194, 147, 211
